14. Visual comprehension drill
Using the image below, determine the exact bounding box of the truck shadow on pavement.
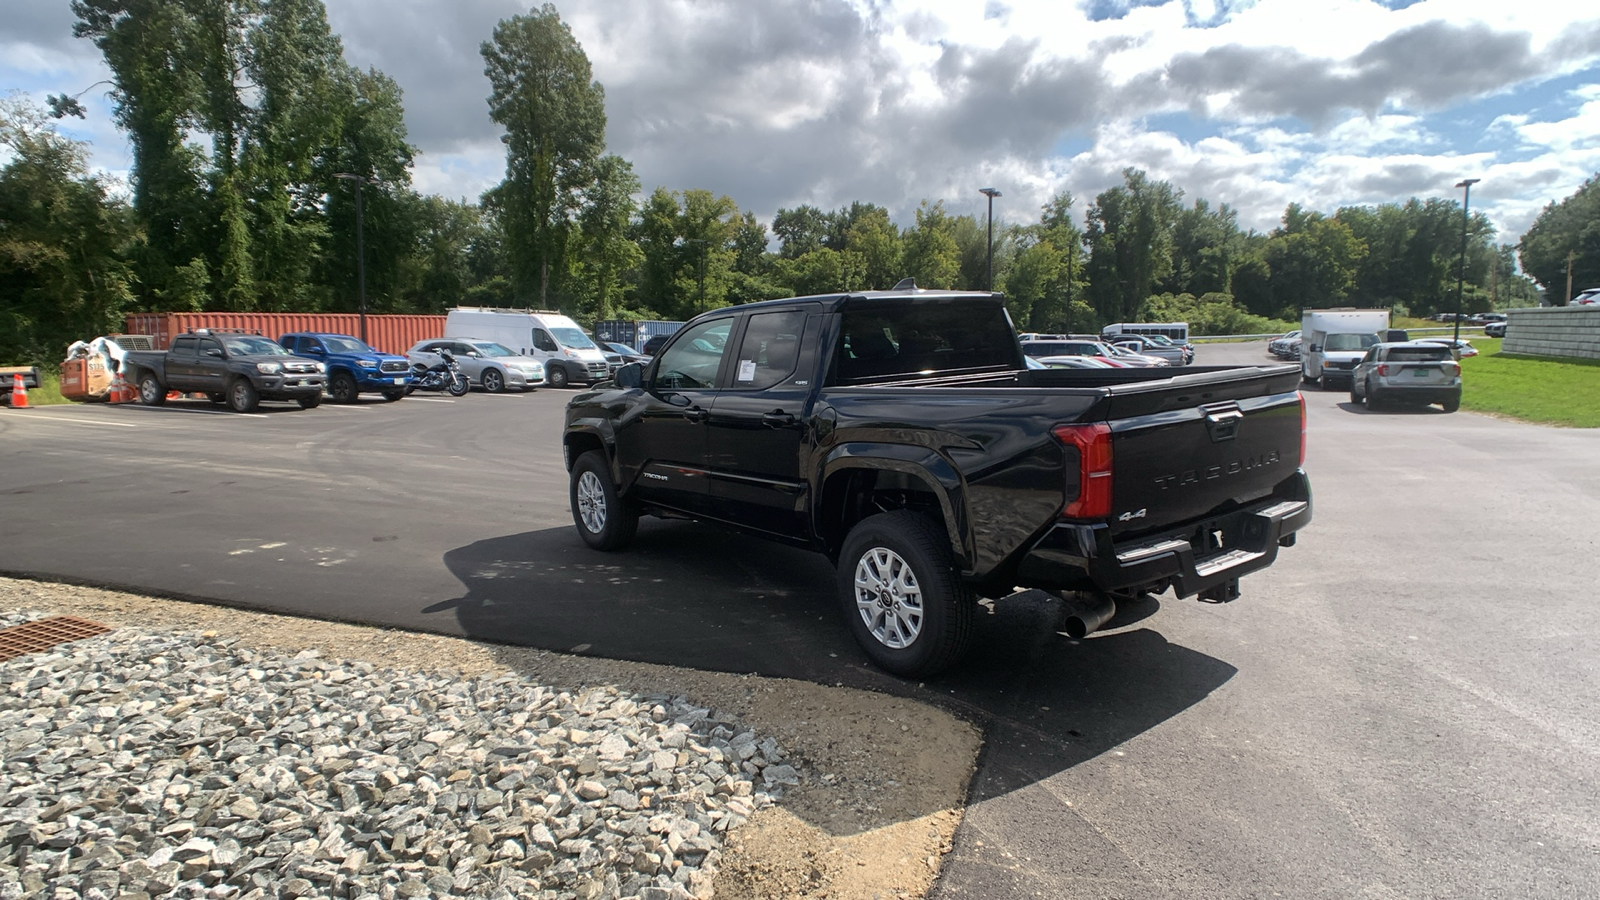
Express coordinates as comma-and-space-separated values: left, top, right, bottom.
432, 523, 1236, 834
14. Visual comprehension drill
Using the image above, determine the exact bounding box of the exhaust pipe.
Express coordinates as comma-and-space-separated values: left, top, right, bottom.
1062, 591, 1117, 639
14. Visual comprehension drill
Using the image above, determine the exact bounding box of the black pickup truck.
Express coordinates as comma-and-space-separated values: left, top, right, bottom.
121, 329, 327, 412
564, 289, 1311, 676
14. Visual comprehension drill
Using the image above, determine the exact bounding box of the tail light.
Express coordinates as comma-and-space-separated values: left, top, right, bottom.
1053, 423, 1113, 518
1298, 391, 1307, 466
1445, 362, 1461, 377
1376, 364, 1390, 377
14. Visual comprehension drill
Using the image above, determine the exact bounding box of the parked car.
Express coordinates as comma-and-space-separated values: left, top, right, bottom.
279, 332, 411, 403
1108, 334, 1187, 365
121, 329, 326, 412
1019, 339, 1131, 366
600, 341, 649, 368
1484, 321, 1507, 338
1573, 288, 1600, 306
1035, 356, 1116, 369
1104, 344, 1170, 367
1269, 331, 1302, 359
406, 339, 545, 392
1418, 338, 1479, 358
640, 334, 673, 356
1350, 342, 1462, 412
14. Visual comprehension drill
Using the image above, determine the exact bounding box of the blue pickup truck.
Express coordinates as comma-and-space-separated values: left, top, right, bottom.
278, 333, 413, 403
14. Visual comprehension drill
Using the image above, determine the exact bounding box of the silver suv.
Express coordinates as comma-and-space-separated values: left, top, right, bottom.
1350, 342, 1461, 412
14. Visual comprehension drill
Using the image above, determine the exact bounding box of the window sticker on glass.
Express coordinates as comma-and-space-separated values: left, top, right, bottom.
737, 359, 757, 382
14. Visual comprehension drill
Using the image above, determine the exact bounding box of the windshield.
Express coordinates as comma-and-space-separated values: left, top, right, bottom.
550, 327, 597, 350
224, 336, 291, 356
321, 337, 372, 353
1324, 332, 1379, 352
471, 342, 517, 357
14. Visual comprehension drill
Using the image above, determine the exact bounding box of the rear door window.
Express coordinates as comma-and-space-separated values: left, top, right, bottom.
729, 311, 806, 390
834, 299, 1019, 382
171, 336, 198, 355
1388, 347, 1452, 362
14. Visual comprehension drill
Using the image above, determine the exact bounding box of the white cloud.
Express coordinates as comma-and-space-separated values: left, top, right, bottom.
1, 0, 1597, 243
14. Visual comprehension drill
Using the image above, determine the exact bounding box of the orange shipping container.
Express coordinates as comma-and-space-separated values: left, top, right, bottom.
124, 312, 447, 356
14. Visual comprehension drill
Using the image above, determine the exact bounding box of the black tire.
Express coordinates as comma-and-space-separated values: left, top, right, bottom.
227, 378, 260, 413
206, 392, 226, 405
297, 394, 321, 409
381, 389, 406, 402
837, 511, 975, 678
483, 368, 505, 393
1349, 381, 1360, 404
137, 374, 167, 406
1442, 396, 1460, 413
1366, 379, 1384, 410
547, 365, 569, 389
329, 372, 359, 404
447, 372, 470, 397
570, 450, 638, 551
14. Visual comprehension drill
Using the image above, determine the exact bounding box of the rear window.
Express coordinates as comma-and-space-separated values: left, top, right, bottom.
834, 299, 1019, 383
1388, 347, 1452, 362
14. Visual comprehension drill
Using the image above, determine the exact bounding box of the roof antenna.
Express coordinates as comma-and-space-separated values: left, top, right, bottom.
891, 277, 917, 291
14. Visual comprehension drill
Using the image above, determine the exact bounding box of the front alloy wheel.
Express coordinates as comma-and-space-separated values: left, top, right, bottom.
569, 450, 638, 551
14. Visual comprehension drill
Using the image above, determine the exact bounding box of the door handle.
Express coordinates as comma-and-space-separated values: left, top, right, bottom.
683, 406, 708, 423
761, 411, 796, 427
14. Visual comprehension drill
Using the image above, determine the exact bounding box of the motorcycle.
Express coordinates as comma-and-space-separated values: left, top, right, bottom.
408, 348, 471, 396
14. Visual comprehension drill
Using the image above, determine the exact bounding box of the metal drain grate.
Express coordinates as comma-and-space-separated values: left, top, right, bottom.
0, 616, 113, 662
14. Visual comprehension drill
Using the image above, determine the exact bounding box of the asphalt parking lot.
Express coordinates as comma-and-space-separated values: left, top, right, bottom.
3, 343, 1599, 899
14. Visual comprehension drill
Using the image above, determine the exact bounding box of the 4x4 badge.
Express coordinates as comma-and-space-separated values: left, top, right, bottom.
1117, 508, 1147, 522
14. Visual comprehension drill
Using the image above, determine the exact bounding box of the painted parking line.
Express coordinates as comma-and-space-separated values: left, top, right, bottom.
402, 397, 455, 403
117, 405, 267, 418
0, 412, 139, 428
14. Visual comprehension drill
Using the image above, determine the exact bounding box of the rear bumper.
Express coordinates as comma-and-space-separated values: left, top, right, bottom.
1015, 471, 1313, 598
1373, 382, 1460, 402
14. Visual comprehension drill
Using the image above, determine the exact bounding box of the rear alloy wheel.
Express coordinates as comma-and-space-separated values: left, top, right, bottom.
329, 372, 359, 404
838, 511, 974, 678
483, 368, 505, 393
227, 378, 260, 413
570, 450, 638, 551
1364, 378, 1382, 410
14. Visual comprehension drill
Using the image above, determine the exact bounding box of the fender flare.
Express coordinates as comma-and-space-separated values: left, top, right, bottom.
816, 442, 972, 568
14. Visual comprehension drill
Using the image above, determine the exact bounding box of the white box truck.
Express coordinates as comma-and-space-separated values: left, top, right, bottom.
1300, 309, 1389, 389
444, 308, 612, 388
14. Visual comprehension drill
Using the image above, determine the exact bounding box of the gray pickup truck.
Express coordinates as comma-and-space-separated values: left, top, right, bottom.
121, 329, 327, 412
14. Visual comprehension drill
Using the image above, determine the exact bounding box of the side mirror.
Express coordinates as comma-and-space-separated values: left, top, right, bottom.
615, 362, 643, 389
307, 347, 326, 356
205, 348, 223, 358
1308, 344, 1321, 353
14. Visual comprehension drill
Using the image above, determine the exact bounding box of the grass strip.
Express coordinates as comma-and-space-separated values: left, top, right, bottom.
1460, 338, 1600, 427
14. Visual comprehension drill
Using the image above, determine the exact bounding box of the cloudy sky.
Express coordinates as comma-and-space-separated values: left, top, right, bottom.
5, 0, 1599, 243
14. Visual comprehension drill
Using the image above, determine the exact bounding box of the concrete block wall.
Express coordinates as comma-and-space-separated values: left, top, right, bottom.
1502, 307, 1600, 360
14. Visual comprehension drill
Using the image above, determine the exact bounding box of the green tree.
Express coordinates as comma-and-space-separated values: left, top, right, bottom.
901, 201, 960, 289
572, 155, 643, 320
481, 4, 607, 305
0, 95, 139, 364
841, 206, 901, 290
1084, 168, 1183, 322
1518, 173, 1600, 304
772, 205, 829, 258
1162, 199, 1241, 297
1262, 205, 1368, 314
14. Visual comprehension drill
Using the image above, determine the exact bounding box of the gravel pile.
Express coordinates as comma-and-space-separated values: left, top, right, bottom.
0, 612, 797, 900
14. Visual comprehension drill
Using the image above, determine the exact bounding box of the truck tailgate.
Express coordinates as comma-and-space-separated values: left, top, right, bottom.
1102, 365, 1302, 539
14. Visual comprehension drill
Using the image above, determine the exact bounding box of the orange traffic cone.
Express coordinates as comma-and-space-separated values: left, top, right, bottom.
108, 371, 134, 404
8, 373, 29, 408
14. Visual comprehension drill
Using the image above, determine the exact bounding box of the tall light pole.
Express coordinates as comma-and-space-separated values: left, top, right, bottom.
334, 173, 380, 343
1453, 178, 1480, 345
980, 188, 1002, 291
684, 239, 708, 314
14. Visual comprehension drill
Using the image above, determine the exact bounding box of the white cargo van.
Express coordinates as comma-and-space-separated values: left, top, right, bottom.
1300, 309, 1389, 389
443, 308, 611, 388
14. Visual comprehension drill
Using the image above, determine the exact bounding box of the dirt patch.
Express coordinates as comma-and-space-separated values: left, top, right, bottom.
0, 576, 982, 900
